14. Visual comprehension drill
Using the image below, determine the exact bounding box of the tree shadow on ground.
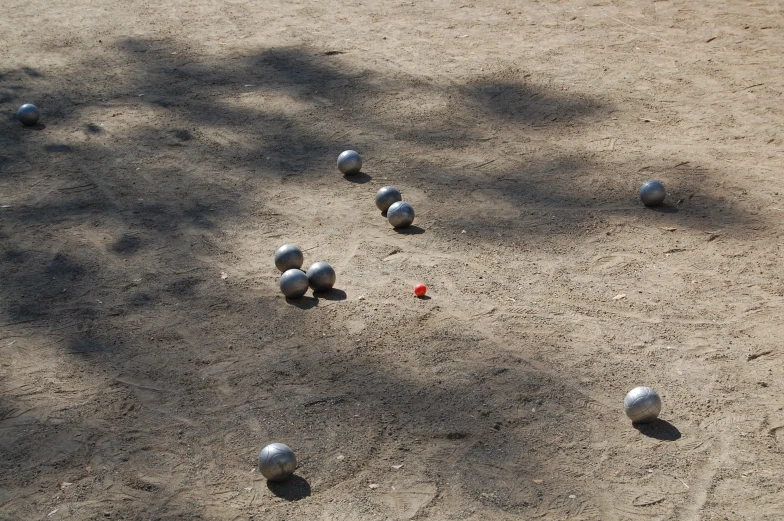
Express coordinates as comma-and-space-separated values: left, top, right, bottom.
0, 42, 760, 239
0, 37, 768, 519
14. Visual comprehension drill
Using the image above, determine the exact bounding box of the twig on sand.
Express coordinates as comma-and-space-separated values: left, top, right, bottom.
733, 83, 763, 93
748, 350, 772, 361
473, 158, 497, 170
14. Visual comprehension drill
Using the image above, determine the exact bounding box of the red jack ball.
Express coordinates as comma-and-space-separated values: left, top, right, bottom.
414, 284, 427, 297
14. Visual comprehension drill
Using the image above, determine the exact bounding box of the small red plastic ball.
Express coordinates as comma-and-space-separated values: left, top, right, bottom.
414, 284, 427, 297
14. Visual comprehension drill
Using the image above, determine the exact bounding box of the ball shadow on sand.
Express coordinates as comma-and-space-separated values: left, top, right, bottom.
393, 225, 425, 235
285, 296, 319, 309
314, 288, 347, 301
633, 418, 681, 441
266, 474, 311, 501
343, 172, 372, 184
286, 289, 346, 308
648, 203, 679, 214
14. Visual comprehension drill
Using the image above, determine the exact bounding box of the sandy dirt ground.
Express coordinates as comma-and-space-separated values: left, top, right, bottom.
2, 0, 784, 519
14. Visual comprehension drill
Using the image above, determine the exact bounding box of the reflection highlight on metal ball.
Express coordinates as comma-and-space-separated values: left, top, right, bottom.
337, 150, 362, 175
387, 201, 415, 229
375, 186, 402, 213
306, 261, 336, 292
258, 442, 297, 481
17, 104, 40, 126
640, 180, 666, 207
624, 386, 662, 423
274, 244, 304, 273
280, 269, 309, 298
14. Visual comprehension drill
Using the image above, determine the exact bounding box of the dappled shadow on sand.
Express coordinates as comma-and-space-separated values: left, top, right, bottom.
0, 37, 765, 519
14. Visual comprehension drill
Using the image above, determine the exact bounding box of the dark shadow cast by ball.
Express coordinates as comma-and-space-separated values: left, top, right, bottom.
286, 296, 319, 309
633, 419, 681, 441
393, 225, 425, 235
649, 204, 679, 214
416, 295, 432, 301
316, 288, 346, 301
266, 474, 311, 501
343, 172, 372, 184
22, 123, 46, 131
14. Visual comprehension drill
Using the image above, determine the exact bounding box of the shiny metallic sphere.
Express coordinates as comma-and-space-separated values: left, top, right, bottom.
306, 261, 336, 293
274, 244, 304, 273
337, 150, 362, 175
17, 104, 40, 126
640, 180, 666, 207
387, 201, 415, 229
258, 442, 297, 481
375, 186, 402, 213
624, 386, 662, 424
279, 269, 309, 298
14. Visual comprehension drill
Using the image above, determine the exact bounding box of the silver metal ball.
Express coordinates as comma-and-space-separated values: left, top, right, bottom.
17, 104, 40, 126
375, 186, 402, 213
337, 150, 362, 175
279, 269, 309, 299
624, 386, 662, 424
274, 244, 304, 273
387, 201, 415, 229
258, 442, 297, 482
640, 180, 666, 207
306, 261, 336, 293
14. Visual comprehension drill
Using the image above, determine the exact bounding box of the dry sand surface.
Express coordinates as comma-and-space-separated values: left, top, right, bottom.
2, 0, 784, 519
